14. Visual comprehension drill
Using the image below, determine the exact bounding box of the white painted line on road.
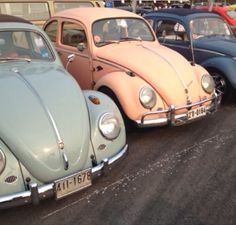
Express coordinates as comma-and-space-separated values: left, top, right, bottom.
41, 178, 126, 219
41, 131, 233, 220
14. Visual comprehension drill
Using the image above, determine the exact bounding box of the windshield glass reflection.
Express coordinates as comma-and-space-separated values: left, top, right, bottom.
190, 18, 233, 40
0, 31, 53, 61
92, 18, 155, 46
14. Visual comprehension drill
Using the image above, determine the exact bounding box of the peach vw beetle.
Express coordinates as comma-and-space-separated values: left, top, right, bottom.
44, 8, 220, 128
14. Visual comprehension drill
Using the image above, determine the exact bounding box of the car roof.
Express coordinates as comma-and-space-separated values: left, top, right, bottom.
0, 14, 31, 24
156, 8, 209, 16
54, 7, 141, 23
196, 5, 229, 12
146, 8, 221, 20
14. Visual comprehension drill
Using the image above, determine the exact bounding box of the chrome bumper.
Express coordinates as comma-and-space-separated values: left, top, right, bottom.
136, 93, 220, 128
0, 144, 128, 209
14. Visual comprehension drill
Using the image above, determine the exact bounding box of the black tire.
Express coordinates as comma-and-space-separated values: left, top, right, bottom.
99, 87, 135, 132
210, 71, 235, 103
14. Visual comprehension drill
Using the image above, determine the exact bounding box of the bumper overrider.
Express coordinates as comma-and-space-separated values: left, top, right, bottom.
0, 144, 128, 209
136, 93, 220, 127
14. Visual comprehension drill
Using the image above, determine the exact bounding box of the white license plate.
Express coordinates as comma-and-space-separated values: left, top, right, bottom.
55, 168, 92, 199
187, 106, 206, 120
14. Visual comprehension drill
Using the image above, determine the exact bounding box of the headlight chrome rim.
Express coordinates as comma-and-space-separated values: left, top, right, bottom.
0, 148, 6, 175
201, 74, 215, 94
139, 86, 157, 109
99, 112, 121, 140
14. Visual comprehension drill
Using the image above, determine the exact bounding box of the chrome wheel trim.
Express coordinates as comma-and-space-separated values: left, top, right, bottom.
212, 73, 227, 95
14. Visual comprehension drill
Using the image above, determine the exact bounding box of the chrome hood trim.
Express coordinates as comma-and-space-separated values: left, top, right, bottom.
0, 63, 90, 182
11, 67, 64, 151
97, 42, 201, 105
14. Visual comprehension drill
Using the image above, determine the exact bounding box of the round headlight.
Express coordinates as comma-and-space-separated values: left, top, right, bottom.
201, 74, 215, 94
0, 149, 6, 175
99, 113, 121, 140
139, 86, 157, 109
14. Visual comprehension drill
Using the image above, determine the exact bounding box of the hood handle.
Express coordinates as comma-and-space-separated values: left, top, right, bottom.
62, 152, 69, 170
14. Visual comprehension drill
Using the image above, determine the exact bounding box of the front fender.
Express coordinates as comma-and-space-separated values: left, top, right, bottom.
0, 139, 25, 197
191, 63, 208, 83
201, 57, 236, 89
83, 90, 126, 164
94, 71, 163, 121
191, 63, 216, 96
192, 63, 209, 76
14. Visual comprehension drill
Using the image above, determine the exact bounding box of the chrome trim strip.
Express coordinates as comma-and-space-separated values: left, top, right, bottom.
140, 44, 189, 92
95, 57, 131, 73
164, 43, 226, 57
193, 48, 225, 56
62, 152, 69, 170
0, 144, 128, 209
0, 149, 6, 175
107, 145, 128, 165
56, 47, 90, 60
12, 68, 64, 150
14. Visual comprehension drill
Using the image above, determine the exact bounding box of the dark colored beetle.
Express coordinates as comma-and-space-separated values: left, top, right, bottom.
144, 8, 236, 102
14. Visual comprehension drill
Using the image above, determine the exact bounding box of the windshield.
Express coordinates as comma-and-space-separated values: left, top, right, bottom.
92, 18, 155, 46
0, 30, 53, 61
190, 17, 233, 40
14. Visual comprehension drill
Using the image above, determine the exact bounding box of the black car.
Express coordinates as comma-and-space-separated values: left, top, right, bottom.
144, 8, 236, 102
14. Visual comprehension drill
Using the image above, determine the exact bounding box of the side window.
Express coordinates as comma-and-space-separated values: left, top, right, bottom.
156, 20, 188, 41
54, 2, 93, 13
0, 31, 53, 60
0, 3, 49, 21
62, 22, 87, 48
44, 20, 58, 43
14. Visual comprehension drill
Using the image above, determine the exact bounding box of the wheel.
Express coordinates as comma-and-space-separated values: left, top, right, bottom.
99, 87, 134, 131
210, 71, 234, 103
211, 72, 227, 95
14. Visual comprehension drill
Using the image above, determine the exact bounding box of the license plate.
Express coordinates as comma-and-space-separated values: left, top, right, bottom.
187, 106, 206, 120
55, 168, 92, 199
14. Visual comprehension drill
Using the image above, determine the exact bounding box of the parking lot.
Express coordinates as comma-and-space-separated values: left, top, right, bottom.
1, 101, 236, 225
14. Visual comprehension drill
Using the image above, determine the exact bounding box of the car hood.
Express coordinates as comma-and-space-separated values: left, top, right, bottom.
0, 62, 90, 182
96, 42, 202, 105
194, 36, 236, 57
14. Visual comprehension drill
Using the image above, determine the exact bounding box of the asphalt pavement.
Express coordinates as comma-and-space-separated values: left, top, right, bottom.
0, 102, 236, 225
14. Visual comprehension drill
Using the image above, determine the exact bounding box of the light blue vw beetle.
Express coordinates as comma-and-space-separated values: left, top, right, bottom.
0, 14, 128, 209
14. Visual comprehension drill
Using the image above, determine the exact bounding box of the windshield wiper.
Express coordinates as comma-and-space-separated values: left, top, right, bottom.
204, 34, 230, 39
0, 57, 31, 62
96, 37, 142, 46
120, 37, 142, 42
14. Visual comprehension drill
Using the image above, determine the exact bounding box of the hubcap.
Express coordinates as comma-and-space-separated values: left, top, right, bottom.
212, 73, 226, 95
